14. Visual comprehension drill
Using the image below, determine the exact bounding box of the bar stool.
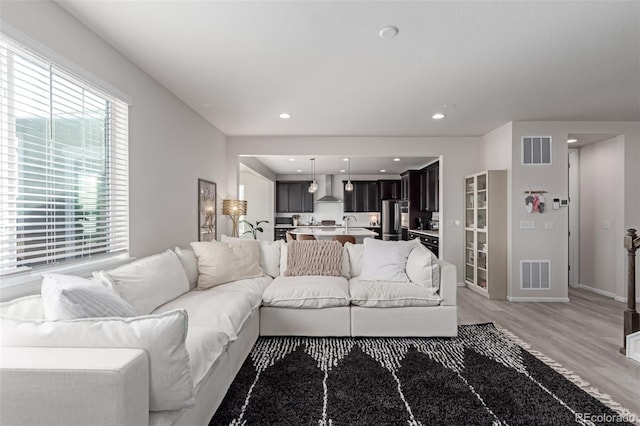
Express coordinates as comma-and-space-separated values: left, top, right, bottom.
297, 234, 317, 241
332, 235, 356, 245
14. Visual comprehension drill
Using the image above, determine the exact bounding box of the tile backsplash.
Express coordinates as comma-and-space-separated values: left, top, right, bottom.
276, 202, 380, 226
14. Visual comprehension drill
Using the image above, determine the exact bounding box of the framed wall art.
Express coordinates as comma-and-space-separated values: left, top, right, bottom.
198, 179, 217, 242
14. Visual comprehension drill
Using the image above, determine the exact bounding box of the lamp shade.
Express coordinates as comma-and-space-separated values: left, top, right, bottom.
222, 199, 247, 216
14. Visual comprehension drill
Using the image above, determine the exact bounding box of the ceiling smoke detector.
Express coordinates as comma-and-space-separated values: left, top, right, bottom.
379, 26, 399, 39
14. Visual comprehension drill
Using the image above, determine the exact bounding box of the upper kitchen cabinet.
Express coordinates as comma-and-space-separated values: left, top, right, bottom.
420, 161, 439, 212
343, 181, 380, 213
275, 181, 314, 213
378, 180, 401, 201
400, 170, 421, 201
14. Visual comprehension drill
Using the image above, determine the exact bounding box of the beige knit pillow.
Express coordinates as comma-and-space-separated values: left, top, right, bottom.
284, 240, 343, 277
190, 240, 264, 289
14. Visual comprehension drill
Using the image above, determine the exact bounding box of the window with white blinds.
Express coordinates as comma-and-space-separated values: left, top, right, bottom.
0, 34, 129, 277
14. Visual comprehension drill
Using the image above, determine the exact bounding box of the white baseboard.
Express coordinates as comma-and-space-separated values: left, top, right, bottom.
577, 284, 640, 303
614, 295, 640, 303
507, 296, 570, 302
577, 284, 617, 299
456, 282, 466, 287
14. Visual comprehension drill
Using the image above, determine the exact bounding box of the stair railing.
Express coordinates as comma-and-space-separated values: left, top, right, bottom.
621, 228, 640, 355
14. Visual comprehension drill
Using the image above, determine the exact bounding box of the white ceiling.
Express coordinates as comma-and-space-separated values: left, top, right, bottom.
59, 1, 640, 137
567, 133, 620, 148
246, 155, 436, 176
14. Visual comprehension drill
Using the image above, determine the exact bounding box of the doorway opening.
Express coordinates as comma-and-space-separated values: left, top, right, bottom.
567, 133, 624, 299
238, 163, 275, 240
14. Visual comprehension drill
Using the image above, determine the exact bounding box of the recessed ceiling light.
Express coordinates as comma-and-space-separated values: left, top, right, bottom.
379, 26, 399, 39
288, 158, 295, 161
296, 169, 302, 173
343, 158, 349, 162
432, 113, 446, 120
567, 138, 578, 144
340, 169, 346, 173
393, 158, 400, 162
279, 113, 291, 119
380, 169, 387, 173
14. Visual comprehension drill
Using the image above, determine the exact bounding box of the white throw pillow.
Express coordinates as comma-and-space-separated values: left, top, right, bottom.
0, 295, 44, 320
93, 250, 190, 315
0, 309, 194, 411
221, 235, 282, 278
191, 240, 264, 289
406, 244, 441, 292
41, 274, 136, 320
359, 239, 415, 282
345, 242, 364, 277
174, 247, 199, 288
279, 243, 288, 276
341, 247, 351, 279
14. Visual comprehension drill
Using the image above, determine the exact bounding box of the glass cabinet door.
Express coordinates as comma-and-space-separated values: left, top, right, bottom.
465, 177, 475, 228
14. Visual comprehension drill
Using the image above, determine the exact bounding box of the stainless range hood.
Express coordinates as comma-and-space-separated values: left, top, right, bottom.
316, 175, 342, 203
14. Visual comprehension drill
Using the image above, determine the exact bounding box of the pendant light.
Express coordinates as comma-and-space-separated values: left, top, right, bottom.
308, 158, 318, 193
345, 157, 354, 191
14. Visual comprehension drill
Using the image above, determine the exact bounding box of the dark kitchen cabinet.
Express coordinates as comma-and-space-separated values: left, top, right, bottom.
401, 174, 410, 200
274, 227, 293, 241
400, 170, 421, 202
408, 230, 439, 257
379, 180, 401, 201
343, 181, 379, 213
275, 181, 314, 213
420, 162, 439, 212
401, 170, 422, 229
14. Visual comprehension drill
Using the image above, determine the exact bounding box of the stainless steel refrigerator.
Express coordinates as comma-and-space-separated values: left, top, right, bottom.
381, 199, 401, 240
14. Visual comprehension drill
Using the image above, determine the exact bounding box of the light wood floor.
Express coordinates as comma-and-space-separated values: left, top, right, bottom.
458, 286, 640, 414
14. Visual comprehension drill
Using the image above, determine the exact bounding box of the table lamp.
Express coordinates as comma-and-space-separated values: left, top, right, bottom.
222, 199, 247, 237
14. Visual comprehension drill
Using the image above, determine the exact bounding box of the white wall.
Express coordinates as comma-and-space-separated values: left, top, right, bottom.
509, 121, 639, 302
1, 1, 228, 258
239, 171, 274, 240
228, 136, 484, 281
482, 122, 513, 170
481, 122, 513, 296
578, 137, 625, 297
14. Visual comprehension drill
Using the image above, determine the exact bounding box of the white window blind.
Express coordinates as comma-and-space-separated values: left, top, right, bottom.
0, 34, 129, 276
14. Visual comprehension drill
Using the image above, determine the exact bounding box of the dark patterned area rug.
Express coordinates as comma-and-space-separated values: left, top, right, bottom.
210, 323, 636, 425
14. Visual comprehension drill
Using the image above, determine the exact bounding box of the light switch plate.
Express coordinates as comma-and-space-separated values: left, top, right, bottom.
520, 220, 536, 230
545, 221, 554, 230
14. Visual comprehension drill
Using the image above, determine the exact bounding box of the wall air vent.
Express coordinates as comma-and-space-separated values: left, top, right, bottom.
522, 137, 552, 165
520, 260, 551, 289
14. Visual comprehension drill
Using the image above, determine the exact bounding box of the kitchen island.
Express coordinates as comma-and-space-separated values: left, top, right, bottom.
290, 227, 378, 243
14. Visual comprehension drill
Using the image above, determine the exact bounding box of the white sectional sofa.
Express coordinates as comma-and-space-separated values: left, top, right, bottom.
0, 238, 456, 426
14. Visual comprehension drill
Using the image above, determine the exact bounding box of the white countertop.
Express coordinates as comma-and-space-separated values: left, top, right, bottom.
290, 227, 378, 236
275, 224, 380, 229
408, 229, 440, 237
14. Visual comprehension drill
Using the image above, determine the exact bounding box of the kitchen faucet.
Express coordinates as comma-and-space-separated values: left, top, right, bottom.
343, 215, 357, 233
